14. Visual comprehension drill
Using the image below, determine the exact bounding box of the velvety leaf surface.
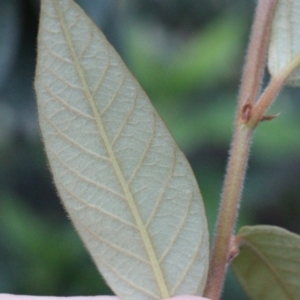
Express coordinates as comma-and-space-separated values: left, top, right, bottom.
268, 0, 300, 86
34, 1, 209, 299
232, 225, 300, 300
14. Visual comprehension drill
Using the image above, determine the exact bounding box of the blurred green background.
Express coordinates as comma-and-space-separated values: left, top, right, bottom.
0, 0, 300, 299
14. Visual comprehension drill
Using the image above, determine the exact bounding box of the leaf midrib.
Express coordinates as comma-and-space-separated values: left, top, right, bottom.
52, 1, 169, 298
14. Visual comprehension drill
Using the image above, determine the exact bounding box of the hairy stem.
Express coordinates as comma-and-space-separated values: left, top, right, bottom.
203, 1, 277, 299
238, 0, 278, 109
248, 51, 300, 128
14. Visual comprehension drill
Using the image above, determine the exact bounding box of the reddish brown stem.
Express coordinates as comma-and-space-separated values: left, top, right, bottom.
203, 1, 277, 299
237, 0, 277, 110
248, 51, 300, 128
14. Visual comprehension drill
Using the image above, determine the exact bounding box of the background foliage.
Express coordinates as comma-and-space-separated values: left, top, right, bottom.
0, 0, 300, 299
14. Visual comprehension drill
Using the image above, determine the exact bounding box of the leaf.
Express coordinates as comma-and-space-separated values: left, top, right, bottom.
34, 1, 209, 300
232, 225, 300, 300
268, 0, 300, 86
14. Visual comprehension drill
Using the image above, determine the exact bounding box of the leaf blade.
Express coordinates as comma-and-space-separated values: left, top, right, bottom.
268, 0, 300, 86
35, 1, 209, 299
232, 225, 300, 300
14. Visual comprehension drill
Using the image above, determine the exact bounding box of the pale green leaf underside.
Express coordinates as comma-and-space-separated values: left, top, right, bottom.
35, 1, 209, 299
268, 0, 300, 86
232, 225, 300, 300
